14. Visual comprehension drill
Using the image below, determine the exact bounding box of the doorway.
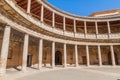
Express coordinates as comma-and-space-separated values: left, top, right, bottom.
55, 51, 62, 65
27, 54, 32, 67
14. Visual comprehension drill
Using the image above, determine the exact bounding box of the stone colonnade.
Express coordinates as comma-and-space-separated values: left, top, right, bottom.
0, 25, 117, 76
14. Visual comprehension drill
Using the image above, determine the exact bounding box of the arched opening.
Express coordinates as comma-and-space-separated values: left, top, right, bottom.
108, 52, 118, 65
55, 51, 62, 65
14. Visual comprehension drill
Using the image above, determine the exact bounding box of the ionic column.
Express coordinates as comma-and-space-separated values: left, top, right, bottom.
52, 42, 55, 68
38, 39, 43, 69
52, 12, 55, 27
95, 21, 98, 34
110, 45, 116, 66
74, 20, 76, 33
84, 21, 87, 37
107, 21, 111, 38
75, 44, 78, 67
22, 34, 29, 72
41, 5, 44, 22
0, 26, 11, 76
64, 43, 67, 67
27, 0, 31, 13
107, 21, 111, 34
98, 45, 102, 66
63, 16, 66, 31
86, 45, 90, 66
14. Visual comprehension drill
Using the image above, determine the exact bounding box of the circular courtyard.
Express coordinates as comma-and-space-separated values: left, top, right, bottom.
6, 67, 120, 80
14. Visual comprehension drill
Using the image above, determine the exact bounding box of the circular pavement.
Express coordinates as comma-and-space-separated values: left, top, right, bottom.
15, 67, 120, 80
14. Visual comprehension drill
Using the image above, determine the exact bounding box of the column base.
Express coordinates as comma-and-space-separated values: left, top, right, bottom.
21, 68, 27, 73
0, 68, 6, 77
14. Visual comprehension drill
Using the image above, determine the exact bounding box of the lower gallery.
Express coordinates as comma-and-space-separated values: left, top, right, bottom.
0, 0, 120, 77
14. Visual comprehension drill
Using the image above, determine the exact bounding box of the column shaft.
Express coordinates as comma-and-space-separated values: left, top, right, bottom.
52, 12, 55, 27
107, 21, 111, 34
64, 43, 67, 67
86, 45, 90, 66
98, 45, 102, 66
0, 26, 11, 76
84, 21, 87, 38
95, 21, 98, 34
27, 0, 31, 13
75, 45, 78, 67
22, 34, 29, 71
41, 5, 44, 22
74, 20, 76, 33
110, 45, 116, 66
52, 42, 55, 68
38, 39, 43, 69
63, 17, 66, 31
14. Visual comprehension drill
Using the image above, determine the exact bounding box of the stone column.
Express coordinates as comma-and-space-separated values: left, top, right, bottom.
64, 43, 67, 67
63, 16, 66, 31
98, 45, 102, 66
41, 5, 44, 22
95, 21, 98, 35
75, 44, 78, 67
52, 12, 55, 27
84, 21, 87, 37
74, 20, 76, 33
0, 26, 11, 76
107, 21, 111, 38
22, 34, 29, 72
52, 42, 55, 68
86, 45, 90, 66
38, 39, 43, 69
27, 0, 31, 13
110, 45, 116, 66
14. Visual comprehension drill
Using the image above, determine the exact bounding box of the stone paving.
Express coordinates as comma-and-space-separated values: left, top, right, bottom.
4, 66, 120, 80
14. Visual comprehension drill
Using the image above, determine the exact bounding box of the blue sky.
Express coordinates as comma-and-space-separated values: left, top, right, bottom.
47, 0, 120, 16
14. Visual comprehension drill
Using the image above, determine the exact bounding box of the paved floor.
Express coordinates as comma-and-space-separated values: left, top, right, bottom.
5, 66, 120, 80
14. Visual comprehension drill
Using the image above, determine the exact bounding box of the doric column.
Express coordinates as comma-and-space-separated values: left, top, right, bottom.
98, 45, 102, 66
0, 26, 11, 76
95, 21, 98, 34
75, 44, 78, 67
52, 12, 55, 27
38, 39, 43, 69
27, 0, 31, 13
74, 20, 76, 33
22, 34, 29, 72
86, 45, 90, 66
41, 5, 44, 22
110, 45, 116, 66
84, 21, 87, 37
52, 42, 55, 68
64, 43, 67, 67
63, 16, 66, 31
